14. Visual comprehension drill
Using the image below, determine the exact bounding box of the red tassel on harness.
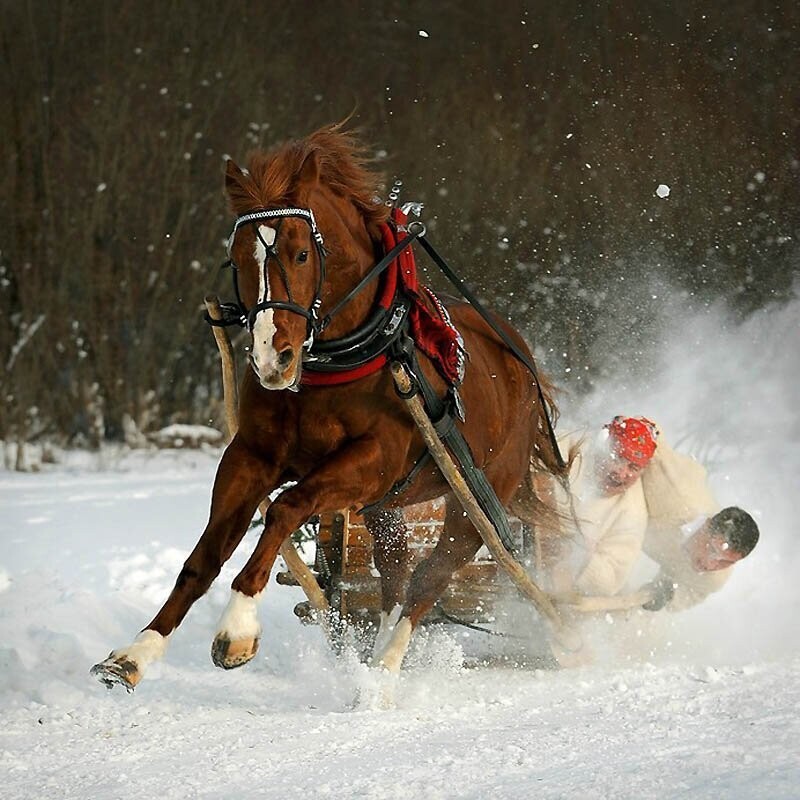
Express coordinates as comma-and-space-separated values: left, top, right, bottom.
382, 208, 463, 386
302, 208, 463, 387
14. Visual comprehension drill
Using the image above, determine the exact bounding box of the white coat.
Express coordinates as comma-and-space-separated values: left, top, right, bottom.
544, 431, 649, 597
640, 436, 731, 610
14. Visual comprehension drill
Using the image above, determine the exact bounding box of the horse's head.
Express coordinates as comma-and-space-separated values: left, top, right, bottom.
224, 154, 326, 390
223, 125, 389, 391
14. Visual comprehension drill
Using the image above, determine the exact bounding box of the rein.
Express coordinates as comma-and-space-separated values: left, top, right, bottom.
413, 229, 566, 471
317, 229, 420, 331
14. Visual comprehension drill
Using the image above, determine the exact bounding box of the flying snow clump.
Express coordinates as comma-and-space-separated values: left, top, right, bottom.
656, 184, 670, 198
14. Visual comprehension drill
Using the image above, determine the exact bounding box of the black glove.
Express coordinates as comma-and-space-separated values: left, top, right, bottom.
641, 574, 675, 611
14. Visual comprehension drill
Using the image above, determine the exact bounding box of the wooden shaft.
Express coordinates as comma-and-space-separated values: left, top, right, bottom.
391, 362, 564, 630
279, 539, 331, 616
204, 295, 239, 439
552, 588, 653, 613
204, 295, 331, 624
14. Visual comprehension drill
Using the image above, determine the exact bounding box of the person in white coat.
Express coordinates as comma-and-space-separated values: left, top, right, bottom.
522, 415, 658, 666
517, 415, 760, 666
536, 415, 659, 599
533, 417, 759, 611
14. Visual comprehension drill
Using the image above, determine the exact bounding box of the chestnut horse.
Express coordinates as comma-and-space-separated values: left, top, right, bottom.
92, 123, 564, 691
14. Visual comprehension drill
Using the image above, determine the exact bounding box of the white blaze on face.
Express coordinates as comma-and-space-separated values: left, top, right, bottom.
251, 224, 279, 378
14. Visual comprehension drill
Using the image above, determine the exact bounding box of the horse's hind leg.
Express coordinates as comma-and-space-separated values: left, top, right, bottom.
371, 497, 482, 674
366, 507, 411, 656
91, 437, 275, 690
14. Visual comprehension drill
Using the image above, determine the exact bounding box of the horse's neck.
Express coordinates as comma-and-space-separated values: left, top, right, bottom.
320, 211, 382, 341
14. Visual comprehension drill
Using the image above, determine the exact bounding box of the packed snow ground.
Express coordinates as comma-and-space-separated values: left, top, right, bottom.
1, 297, 798, 799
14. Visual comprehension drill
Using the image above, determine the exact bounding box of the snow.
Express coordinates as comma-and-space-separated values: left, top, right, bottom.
1, 298, 799, 799
148, 424, 224, 448
656, 184, 670, 198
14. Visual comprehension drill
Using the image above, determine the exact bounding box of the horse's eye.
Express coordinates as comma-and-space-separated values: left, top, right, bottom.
296, 250, 309, 264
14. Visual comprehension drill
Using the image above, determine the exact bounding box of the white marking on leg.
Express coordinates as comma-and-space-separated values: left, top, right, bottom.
111, 629, 170, 671
372, 603, 403, 659
371, 616, 412, 674
215, 589, 263, 641
251, 224, 279, 378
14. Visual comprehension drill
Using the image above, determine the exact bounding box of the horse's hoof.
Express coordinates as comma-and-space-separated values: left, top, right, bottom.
90, 655, 140, 692
211, 635, 259, 669
353, 670, 398, 710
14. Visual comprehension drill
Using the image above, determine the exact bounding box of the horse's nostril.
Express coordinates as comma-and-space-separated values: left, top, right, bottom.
277, 348, 295, 370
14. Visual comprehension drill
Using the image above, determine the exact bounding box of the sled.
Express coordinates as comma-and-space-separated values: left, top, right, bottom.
279, 502, 534, 630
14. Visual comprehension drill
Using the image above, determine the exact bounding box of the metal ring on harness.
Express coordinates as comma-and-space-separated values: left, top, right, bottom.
406, 220, 426, 237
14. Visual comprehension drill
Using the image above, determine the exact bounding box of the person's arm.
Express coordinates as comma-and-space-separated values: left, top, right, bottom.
573, 511, 646, 596
662, 568, 732, 611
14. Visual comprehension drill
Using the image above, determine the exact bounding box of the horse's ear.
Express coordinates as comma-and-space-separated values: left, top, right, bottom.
224, 159, 247, 196
297, 149, 321, 188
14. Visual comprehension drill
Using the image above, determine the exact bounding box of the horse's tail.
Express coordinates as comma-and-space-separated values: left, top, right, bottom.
507, 360, 576, 533
529, 365, 571, 479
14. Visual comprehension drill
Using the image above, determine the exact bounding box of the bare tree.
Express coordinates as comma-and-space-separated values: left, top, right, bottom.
1, 0, 797, 458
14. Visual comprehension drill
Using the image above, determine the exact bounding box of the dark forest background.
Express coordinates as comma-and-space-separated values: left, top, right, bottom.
1, 1, 797, 459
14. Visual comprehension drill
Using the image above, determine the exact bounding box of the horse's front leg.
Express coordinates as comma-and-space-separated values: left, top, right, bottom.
211, 437, 389, 670
92, 437, 277, 690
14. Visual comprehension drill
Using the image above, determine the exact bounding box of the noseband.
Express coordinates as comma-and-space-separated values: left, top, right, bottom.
225, 207, 327, 344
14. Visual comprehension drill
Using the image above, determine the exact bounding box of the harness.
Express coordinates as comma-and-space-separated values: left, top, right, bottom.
207, 198, 566, 554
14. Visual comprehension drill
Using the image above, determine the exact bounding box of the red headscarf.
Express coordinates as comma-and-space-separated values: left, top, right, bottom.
606, 416, 658, 467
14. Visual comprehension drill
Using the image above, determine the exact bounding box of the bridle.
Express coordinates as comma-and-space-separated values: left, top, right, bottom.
224, 207, 327, 346
216, 205, 423, 351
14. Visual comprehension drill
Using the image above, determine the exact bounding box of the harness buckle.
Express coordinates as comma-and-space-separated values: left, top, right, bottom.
382, 303, 407, 336
300, 299, 323, 352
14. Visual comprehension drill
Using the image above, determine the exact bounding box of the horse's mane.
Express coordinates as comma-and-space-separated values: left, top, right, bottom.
228, 122, 390, 232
